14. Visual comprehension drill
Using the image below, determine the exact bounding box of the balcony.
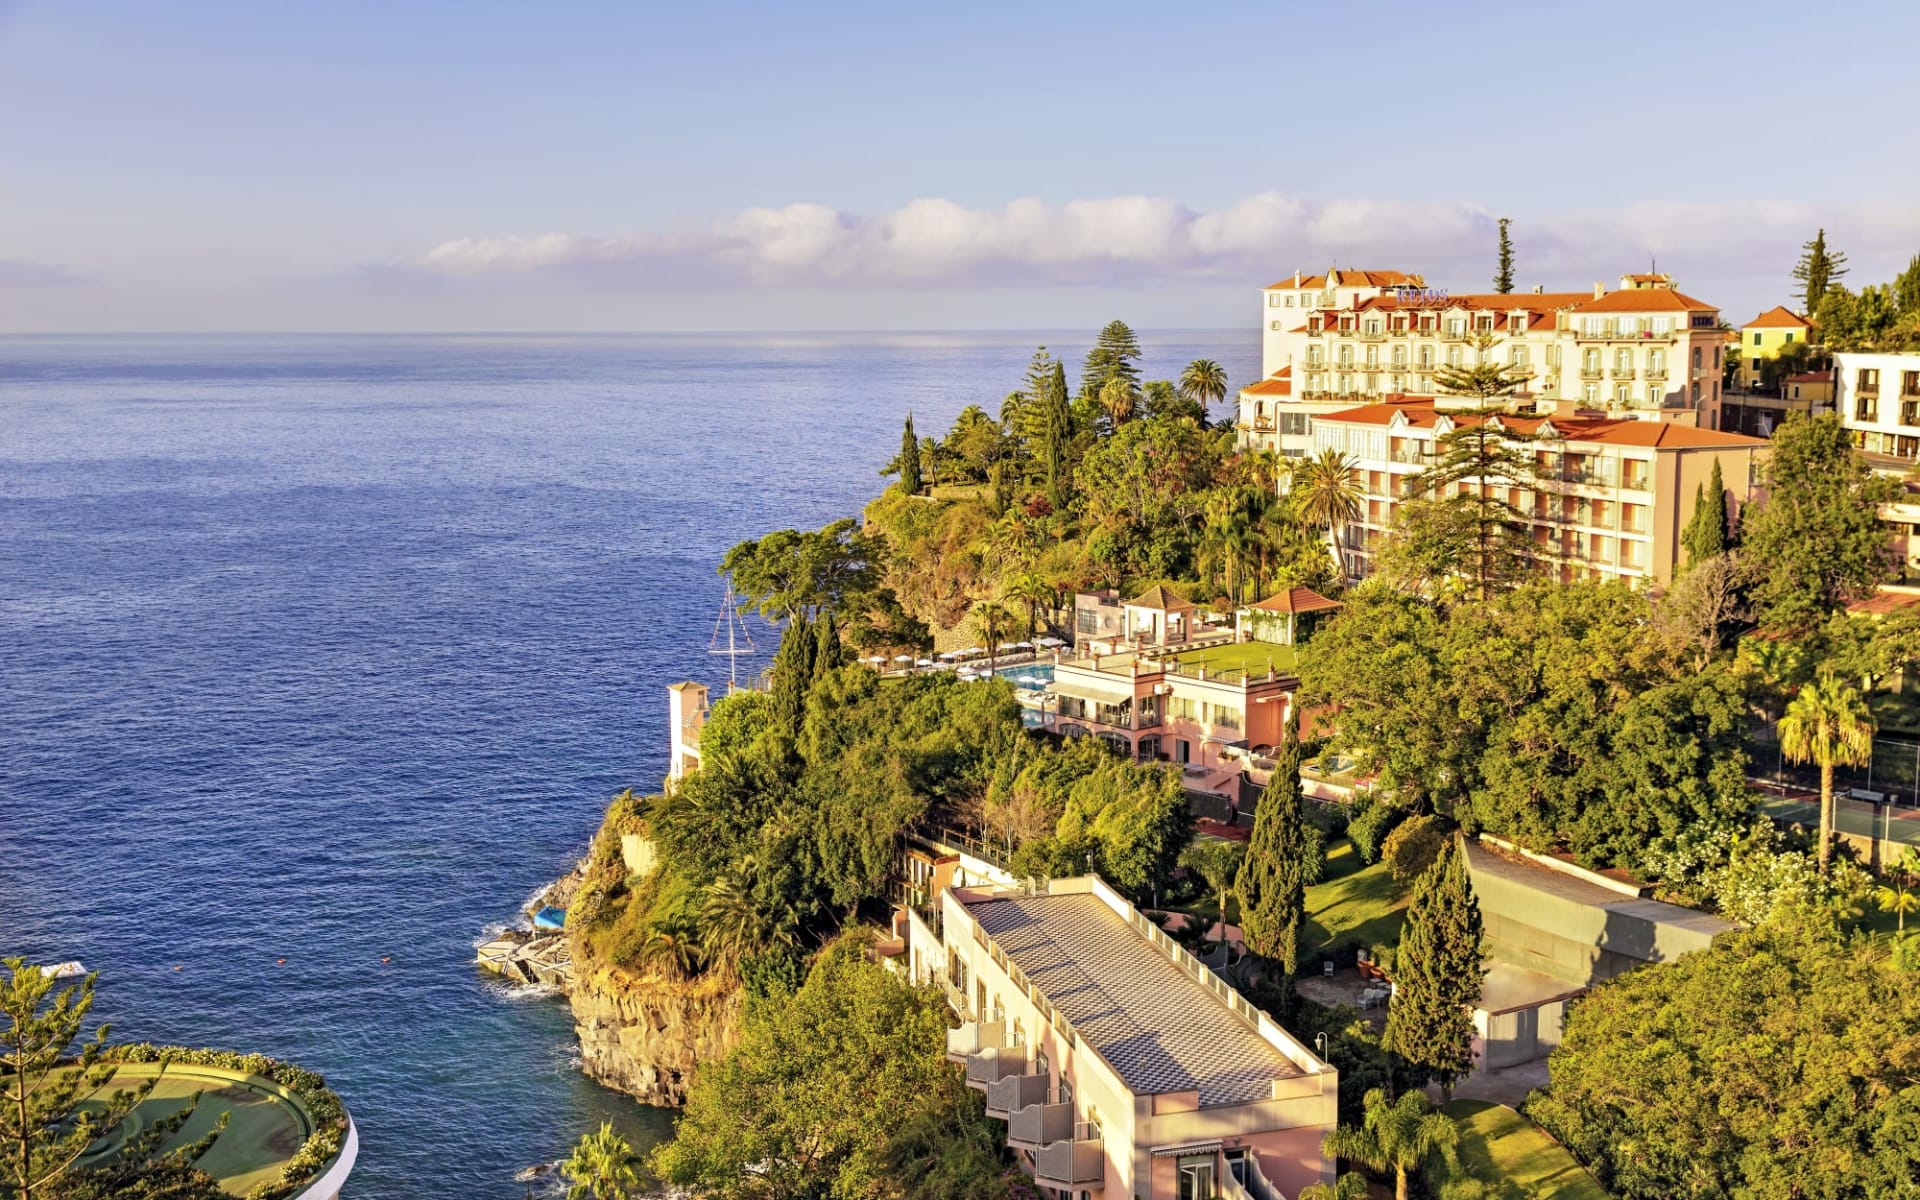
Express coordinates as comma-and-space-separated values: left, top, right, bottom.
1645, 366, 1669, 381
1007, 1101, 1075, 1151
1390, 449, 1425, 466
1902, 403, 1919, 429
1578, 366, 1604, 380
1612, 366, 1637, 380
946, 1020, 1004, 1060
1857, 403, 1880, 423
1621, 473, 1651, 493
1439, 329, 1472, 342
984, 1070, 1050, 1120
1356, 329, 1388, 342
965, 1046, 1028, 1090
1032, 1130, 1104, 1188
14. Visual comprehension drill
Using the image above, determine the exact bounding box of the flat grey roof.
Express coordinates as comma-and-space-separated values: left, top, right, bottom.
1466, 841, 1733, 942
967, 892, 1300, 1105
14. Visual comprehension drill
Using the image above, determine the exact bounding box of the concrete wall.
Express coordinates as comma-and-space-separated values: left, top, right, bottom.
1474, 1001, 1570, 1071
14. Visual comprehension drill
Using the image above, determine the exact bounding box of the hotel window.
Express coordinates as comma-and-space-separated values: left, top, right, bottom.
1513, 314, 1528, 334
1392, 347, 1408, 367
1366, 347, 1380, 366
1652, 317, 1673, 334
1614, 384, 1631, 405
1583, 383, 1599, 402
1692, 347, 1703, 369
1650, 348, 1666, 370
1284, 296, 1294, 306
1419, 347, 1434, 368
1618, 317, 1639, 336
1615, 349, 1632, 372
1338, 346, 1354, 366
1269, 294, 1283, 307
1509, 344, 1529, 366
1646, 385, 1662, 407
1447, 317, 1467, 335
1447, 346, 1464, 367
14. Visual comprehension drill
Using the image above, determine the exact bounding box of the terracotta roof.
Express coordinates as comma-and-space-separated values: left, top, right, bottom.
1846, 588, 1920, 617
1247, 586, 1342, 615
1745, 305, 1812, 330
1241, 377, 1293, 397
1352, 291, 1590, 315
1785, 370, 1832, 384
1266, 269, 1424, 291
1125, 584, 1195, 613
1315, 399, 1769, 450
1571, 288, 1717, 315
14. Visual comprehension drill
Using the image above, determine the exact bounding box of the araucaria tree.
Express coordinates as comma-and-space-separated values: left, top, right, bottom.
1236, 715, 1311, 973
3, 960, 150, 1200
1382, 839, 1484, 1093
1082, 319, 1143, 399
898, 413, 922, 494
1778, 669, 1875, 874
1740, 413, 1898, 632
1680, 457, 1728, 568
1407, 349, 1541, 600
1493, 217, 1514, 294
1791, 227, 1849, 313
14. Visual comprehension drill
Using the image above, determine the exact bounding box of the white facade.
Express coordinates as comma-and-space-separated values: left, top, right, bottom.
1835, 351, 1920, 464
1260, 268, 1425, 377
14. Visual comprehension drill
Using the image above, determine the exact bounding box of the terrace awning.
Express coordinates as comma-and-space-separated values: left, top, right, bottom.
1054, 677, 1134, 707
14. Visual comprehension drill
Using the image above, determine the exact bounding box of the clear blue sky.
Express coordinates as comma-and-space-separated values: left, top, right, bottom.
4, 0, 1917, 331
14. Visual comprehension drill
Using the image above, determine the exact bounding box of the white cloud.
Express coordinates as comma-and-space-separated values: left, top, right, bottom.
405, 194, 1920, 295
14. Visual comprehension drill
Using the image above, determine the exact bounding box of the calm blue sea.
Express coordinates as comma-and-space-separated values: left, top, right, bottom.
0, 331, 1256, 1198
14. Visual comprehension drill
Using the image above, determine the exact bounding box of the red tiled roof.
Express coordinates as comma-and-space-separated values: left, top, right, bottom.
1847, 589, 1920, 616
1315, 399, 1768, 450
1247, 586, 1342, 615
1785, 371, 1832, 384
1241, 377, 1293, 397
1353, 291, 1590, 315
1745, 305, 1811, 330
1266, 269, 1424, 290
1571, 288, 1716, 314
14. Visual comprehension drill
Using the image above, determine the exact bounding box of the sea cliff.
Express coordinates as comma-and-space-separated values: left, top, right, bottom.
568, 960, 741, 1106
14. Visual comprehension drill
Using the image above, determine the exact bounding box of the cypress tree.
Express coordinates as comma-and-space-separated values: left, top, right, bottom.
770, 614, 815, 740
810, 608, 846, 684
1236, 712, 1308, 973
1041, 361, 1073, 512
1383, 838, 1485, 1093
1791, 229, 1849, 314
898, 414, 922, 495
1493, 217, 1515, 294
1682, 458, 1729, 568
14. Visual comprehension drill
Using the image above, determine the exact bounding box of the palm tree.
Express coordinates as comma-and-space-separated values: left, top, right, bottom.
1001, 571, 1056, 640
1294, 448, 1363, 580
1179, 838, 1246, 946
1179, 358, 1230, 419
563, 1121, 640, 1200
1099, 377, 1138, 431
1323, 1088, 1458, 1200
1778, 668, 1876, 874
1876, 848, 1920, 932
971, 601, 1016, 667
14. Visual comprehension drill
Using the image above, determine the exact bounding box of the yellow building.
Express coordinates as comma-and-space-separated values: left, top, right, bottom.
1733, 305, 1813, 391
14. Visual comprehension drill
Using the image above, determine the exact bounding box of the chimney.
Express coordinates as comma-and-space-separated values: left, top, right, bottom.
1593, 282, 1606, 299
1532, 284, 1544, 294
1293, 270, 1301, 287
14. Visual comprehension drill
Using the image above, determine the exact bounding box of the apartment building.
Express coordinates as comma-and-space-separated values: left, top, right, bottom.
1732, 305, 1814, 391
1836, 351, 1920, 464
928, 875, 1336, 1200
1239, 273, 1733, 467
1311, 399, 1769, 586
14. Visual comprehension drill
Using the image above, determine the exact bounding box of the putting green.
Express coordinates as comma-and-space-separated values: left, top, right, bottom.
75, 1062, 315, 1196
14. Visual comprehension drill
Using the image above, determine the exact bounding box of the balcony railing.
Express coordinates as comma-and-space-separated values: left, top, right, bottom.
1439, 329, 1472, 342
1390, 449, 1425, 465
1621, 473, 1651, 492
965, 1046, 1027, 1089
1356, 329, 1388, 342
984, 1070, 1050, 1119
1857, 404, 1880, 422
946, 1021, 1004, 1059
1008, 1101, 1074, 1151
1612, 366, 1637, 380
1032, 1129, 1104, 1188
1902, 403, 1919, 428
1578, 366, 1604, 380
1645, 366, 1669, 381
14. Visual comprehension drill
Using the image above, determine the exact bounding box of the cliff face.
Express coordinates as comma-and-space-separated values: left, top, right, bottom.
567, 959, 742, 1107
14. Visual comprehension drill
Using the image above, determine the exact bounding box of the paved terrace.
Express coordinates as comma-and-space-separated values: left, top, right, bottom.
968, 891, 1303, 1105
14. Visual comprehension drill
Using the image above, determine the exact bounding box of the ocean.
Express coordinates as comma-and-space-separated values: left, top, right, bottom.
0, 330, 1257, 1198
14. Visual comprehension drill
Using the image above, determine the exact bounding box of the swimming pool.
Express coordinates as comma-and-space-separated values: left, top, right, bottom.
988, 662, 1056, 688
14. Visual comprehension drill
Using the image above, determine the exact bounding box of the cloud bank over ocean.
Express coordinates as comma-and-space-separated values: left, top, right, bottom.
407, 193, 1920, 294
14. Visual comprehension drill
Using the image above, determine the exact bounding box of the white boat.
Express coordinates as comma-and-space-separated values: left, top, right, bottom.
40, 961, 86, 980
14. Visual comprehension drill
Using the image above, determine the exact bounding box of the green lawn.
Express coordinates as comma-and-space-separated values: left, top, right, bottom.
1300, 838, 1408, 961
1170, 640, 1297, 679
76, 1064, 315, 1195
1436, 1100, 1609, 1200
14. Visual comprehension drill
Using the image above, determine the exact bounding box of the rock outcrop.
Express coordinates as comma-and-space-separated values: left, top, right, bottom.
567, 959, 741, 1107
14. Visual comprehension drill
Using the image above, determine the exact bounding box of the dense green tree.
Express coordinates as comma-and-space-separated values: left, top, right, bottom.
1038, 359, 1074, 511
1236, 716, 1312, 973
563, 1122, 642, 1200
1530, 922, 1920, 1200
1142, 380, 1205, 424
1896, 252, 1920, 315
1322, 1088, 1458, 1200
898, 414, 922, 494
1294, 448, 1363, 579
1380, 813, 1446, 883
1178, 837, 1246, 947
1740, 414, 1898, 632
1792, 227, 1849, 312
769, 612, 816, 741
1052, 758, 1194, 898
1383, 839, 1484, 1093
1081, 319, 1143, 398
1680, 457, 1728, 568
1817, 603, 1920, 694
1098, 377, 1139, 431
1178, 358, 1230, 417
651, 935, 1000, 1200
1408, 350, 1541, 600
1492, 217, 1514, 294
722, 519, 883, 624
1778, 668, 1876, 873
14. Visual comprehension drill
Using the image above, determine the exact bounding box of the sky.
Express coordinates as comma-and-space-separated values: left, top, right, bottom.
3, 0, 1919, 333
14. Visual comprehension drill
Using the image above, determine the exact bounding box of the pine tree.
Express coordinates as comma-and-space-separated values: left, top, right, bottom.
1236, 714, 1309, 973
1681, 458, 1729, 568
1493, 218, 1514, 294
898, 414, 922, 495
1081, 320, 1143, 398
1383, 838, 1485, 1094
1791, 229, 1849, 314
1896, 254, 1920, 316
1409, 347, 1541, 600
